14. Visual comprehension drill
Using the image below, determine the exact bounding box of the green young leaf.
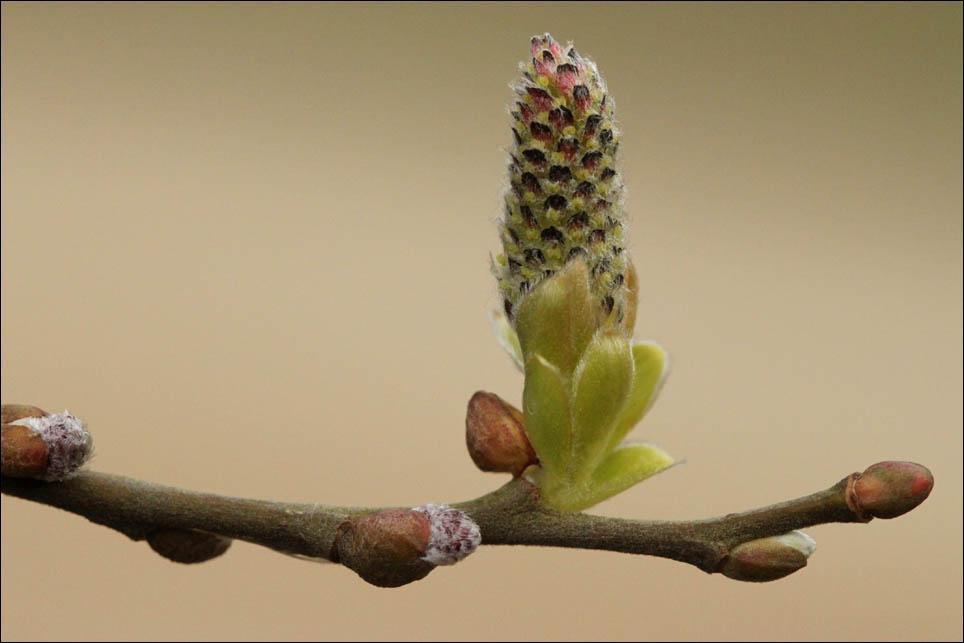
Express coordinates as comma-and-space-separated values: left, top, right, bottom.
605, 341, 669, 452
522, 354, 572, 477
582, 442, 675, 510
514, 260, 599, 377
570, 331, 634, 478
540, 442, 674, 512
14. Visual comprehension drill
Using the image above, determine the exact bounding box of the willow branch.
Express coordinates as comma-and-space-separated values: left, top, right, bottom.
1, 461, 932, 585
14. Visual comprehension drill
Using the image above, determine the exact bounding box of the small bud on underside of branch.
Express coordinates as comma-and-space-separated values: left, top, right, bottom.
333, 505, 480, 587
147, 528, 232, 564
721, 531, 817, 583
849, 461, 934, 520
1, 405, 93, 481
466, 391, 537, 476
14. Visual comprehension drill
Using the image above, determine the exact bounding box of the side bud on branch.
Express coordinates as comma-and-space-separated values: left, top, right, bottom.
720, 531, 817, 583
334, 509, 434, 588
1, 405, 93, 481
333, 505, 480, 588
466, 392, 537, 476
147, 528, 232, 564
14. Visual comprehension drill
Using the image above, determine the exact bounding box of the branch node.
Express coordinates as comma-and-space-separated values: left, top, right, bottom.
845, 472, 871, 522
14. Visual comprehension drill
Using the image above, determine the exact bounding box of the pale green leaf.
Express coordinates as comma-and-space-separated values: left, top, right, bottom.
606, 341, 669, 452
570, 332, 634, 477
583, 442, 676, 510
522, 354, 572, 477
514, 259, 598, 377
541, 442, 675, 512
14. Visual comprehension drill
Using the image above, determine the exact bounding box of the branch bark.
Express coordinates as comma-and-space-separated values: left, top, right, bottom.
1, 460, 932, 585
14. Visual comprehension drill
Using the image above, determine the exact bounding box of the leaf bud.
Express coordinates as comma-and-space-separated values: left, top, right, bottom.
466, 391, 537, 476
721, 531, 816, 583
850, 461, 934, 520
334, 508, 434, 588
147, 528, 232, 564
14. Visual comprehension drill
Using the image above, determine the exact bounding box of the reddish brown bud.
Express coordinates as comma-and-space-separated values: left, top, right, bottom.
147, 528, 232, 564
2, 405, 51, 477
1, 423, 50, 478
334, 509, 434, 588
851, 461, 934, 520
466, 391, 537, 476
720, 531, 816, 583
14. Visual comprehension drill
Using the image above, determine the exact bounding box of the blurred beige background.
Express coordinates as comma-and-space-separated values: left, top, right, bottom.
2, 2, 961, 641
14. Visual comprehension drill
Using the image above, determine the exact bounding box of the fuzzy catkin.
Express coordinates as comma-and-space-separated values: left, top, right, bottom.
495, 34, 628, 323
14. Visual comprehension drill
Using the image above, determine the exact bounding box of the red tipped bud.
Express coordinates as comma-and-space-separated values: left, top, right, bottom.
851, 461, 934, 520
147, 528, 232, 564
1, 408, 93, 481
466, 391, 537, 476
721, 531, 816, 583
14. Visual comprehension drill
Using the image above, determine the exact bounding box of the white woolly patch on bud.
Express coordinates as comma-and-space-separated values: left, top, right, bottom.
774, 530, 817, 558
11, 411, 93, 481
412, 503, 481, 566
